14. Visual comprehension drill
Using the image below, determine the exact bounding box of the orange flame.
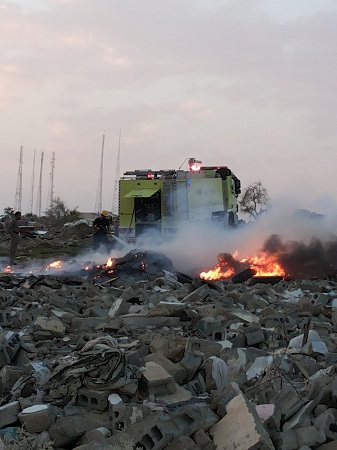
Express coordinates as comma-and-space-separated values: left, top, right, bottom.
106, 258, 114, 267
200, 252, 285, 280
242, 254, 285, 277
200, 266, 235, 280
48, 260, 62, 269
5, 265, 13, 273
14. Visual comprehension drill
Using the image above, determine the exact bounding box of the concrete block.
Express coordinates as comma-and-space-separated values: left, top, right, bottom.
193, 428, 216, 449
283, 400, 315, 430
313, 408, 337, 441
126, 345, 150, 366
214, 382, 242, 418
70, 317, 108, 331
120, 314, 181, 329
48, 415, 99, 448
271, 385, 304, 426
0, 365, 24, 395
180, 352, 202, 381
244, 324, 265, 346
212, 326, 227, 342
108, 393, 123, 422
0, 401, 20, 428
143, 353, 187, 384
77, 387, 109, 412
170, 403, 219, 435
109, 411, 180, 450
142, 361, 176, 396
196, 317, 221, 338
181, 284, 211, 303
110, 401, 151, 431
157, 384, 193, 405
77, 427, 111, 445
0, 309, 13, 327
164, 435, 200, 450
33, 316, 66, 339
0, 331, 20, 367
186, 337, 222, 359
149, 333, 186, 362
296, 426, 326, 448
209, 392, 275, 449
108, 298, 130, 317
202, 357, 231, 391
272, 430, 299, 450
18, 404, 55, 433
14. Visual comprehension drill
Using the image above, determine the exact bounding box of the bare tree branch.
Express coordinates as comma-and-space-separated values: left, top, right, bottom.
238, 181, 270, 220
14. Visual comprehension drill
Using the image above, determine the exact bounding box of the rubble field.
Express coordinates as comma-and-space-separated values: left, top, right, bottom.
1, 227, 337, 449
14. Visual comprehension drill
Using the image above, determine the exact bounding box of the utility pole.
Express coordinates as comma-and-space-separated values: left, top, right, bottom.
14, 146, 23, 212
47, 152, 56, 211
111, 129, 121, 216
28, 150, 36, 215
36, 151, 44, 217
95, 134, 105, 214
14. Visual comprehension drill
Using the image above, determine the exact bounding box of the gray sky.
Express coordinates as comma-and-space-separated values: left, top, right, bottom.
1, 0, 337, 216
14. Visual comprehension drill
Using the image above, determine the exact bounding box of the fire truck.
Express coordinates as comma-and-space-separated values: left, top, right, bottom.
118, 158, 241, 241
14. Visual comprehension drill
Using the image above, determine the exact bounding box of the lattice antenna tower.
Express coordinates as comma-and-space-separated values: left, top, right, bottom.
111, 129, 121, 216
14, 146, 23, 212
28, 150, 36, 215
47, 152, 56, 211
36, 151, 44, 217
94, 134, 105, 214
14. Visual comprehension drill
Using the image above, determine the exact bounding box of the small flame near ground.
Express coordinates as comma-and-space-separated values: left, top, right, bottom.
4, 265, 13, 274
200, 252, 285, 281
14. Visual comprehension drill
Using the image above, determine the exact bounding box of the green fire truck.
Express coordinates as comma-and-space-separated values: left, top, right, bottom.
118, 158, 241, 241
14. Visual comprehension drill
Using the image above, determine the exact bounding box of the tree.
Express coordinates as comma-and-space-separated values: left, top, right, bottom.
1, 207, 14, 222
3, 207, 14, 217
45, 197, 80, 223
239, 181, 270, 220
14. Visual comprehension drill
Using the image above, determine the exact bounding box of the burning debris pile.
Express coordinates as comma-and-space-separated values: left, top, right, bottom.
87, 249, 175, 282
1, 251, 337, 450
200, 233, 337, 284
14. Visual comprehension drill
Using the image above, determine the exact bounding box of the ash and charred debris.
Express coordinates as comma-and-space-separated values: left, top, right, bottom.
87, 249, 175, 282
2, 261, 337, 449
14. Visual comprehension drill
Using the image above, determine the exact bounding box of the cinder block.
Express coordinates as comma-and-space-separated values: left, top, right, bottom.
170, 403, 219, 435
129, 412, 180, 450
142, 361, 176, 396
0, 309, 13, 327
110, 402, 151, 431
77, 387, 109, 412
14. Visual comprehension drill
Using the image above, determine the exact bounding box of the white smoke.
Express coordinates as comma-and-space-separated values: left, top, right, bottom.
126, 197, 337, 275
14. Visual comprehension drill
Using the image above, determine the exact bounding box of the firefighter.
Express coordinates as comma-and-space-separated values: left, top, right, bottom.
7, 211, 22, 265
92, 210, 111, 253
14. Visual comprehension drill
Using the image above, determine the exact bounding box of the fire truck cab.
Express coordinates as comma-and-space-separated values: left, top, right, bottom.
118, 158, 241, 240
